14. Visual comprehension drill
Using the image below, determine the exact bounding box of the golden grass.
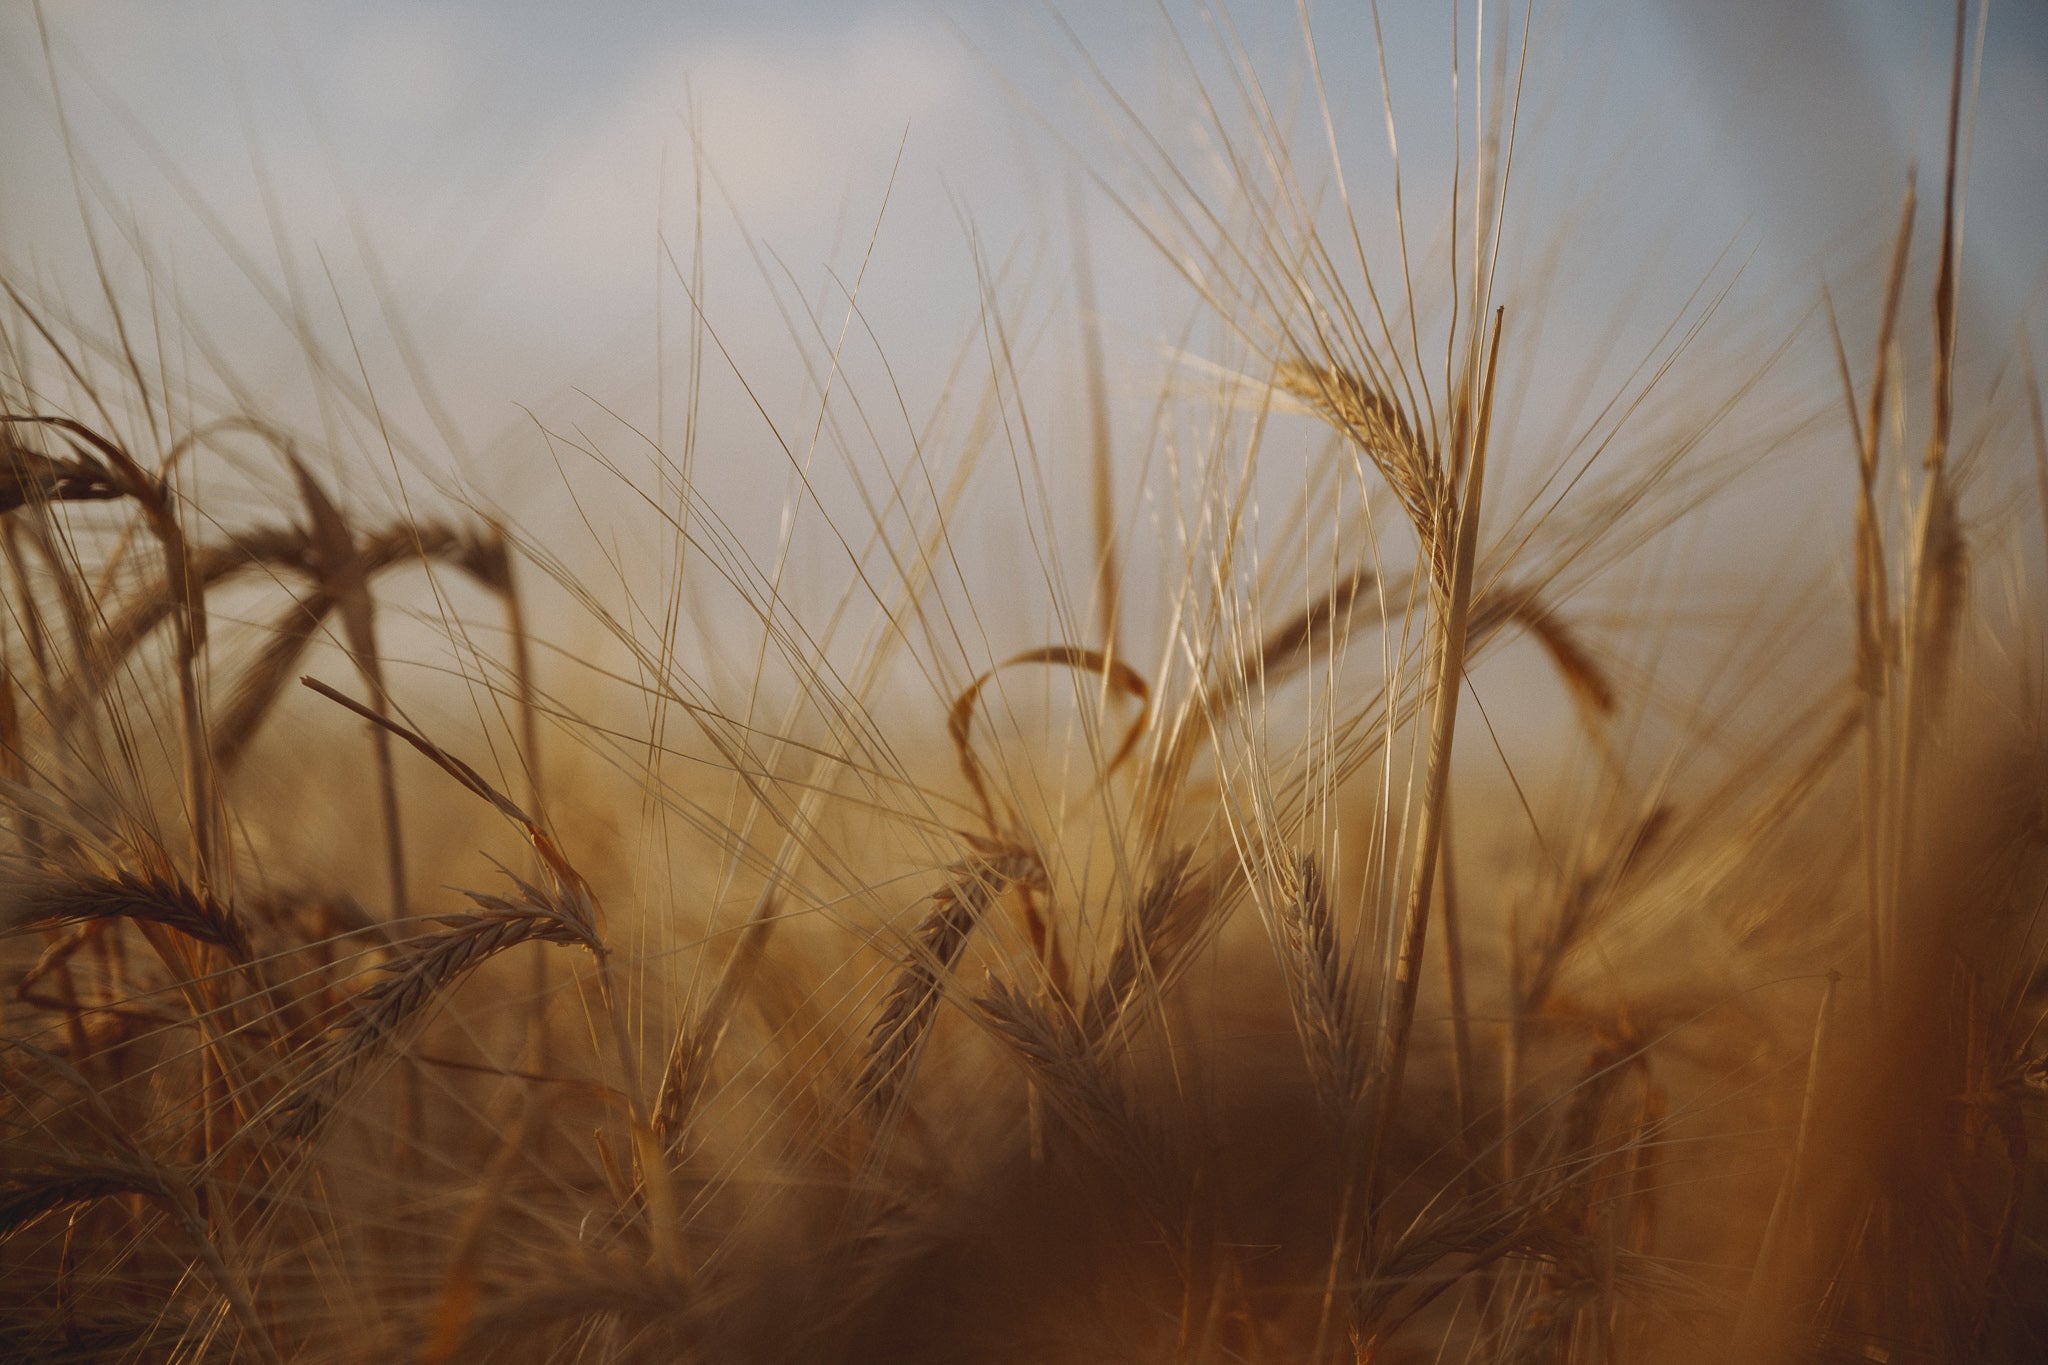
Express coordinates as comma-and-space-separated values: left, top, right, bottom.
1, 3, 2043, 1362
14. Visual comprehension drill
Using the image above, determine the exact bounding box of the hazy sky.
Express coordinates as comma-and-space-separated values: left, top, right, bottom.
2, 2, 2041, 550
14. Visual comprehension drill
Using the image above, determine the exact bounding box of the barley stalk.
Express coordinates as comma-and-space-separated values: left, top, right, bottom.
0, 416, 217, 887
1364, 306, 1505, 1215
857, 840, 1046, 1123
5, 863, 249, 960
275, 895, 590, 1138
1277, 852, 1359, 1124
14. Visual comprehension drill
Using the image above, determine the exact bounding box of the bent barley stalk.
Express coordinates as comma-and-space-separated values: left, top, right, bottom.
6, 864, 250, 961
274, 894, 595, 1139
856, 839, 1048, 1124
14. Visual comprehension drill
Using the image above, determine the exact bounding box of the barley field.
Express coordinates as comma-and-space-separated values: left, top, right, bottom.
2, 3, 2044, 1361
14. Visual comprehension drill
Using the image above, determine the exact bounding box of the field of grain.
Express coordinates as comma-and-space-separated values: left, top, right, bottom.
2, 3, 2044, 1361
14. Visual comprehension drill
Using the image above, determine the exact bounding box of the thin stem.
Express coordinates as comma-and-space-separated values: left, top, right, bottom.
1364, 308, 1504, 1215
1437, 800, 1478, 1178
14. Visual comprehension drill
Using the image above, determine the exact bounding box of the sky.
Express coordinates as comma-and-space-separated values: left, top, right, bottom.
5, 4, 2040, 402
6, 4, 2039, 395
1, 0, 2043, 703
